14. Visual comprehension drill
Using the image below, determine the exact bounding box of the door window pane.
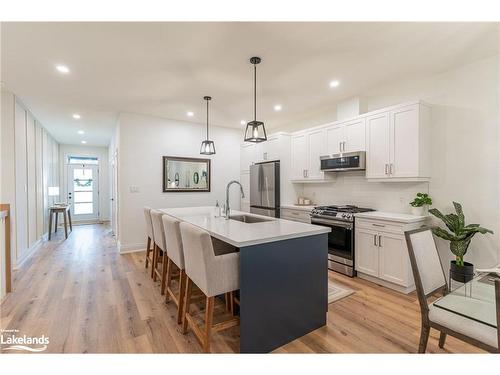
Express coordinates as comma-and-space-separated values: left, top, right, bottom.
74, 203, 93, 215
74, 191, 93, 203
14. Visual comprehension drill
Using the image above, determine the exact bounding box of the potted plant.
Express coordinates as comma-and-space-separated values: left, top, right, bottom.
409, 192, 432, 215
429, 202, 493, 283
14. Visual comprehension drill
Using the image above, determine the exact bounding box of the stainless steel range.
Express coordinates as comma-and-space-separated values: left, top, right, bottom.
311, 205, 374, 277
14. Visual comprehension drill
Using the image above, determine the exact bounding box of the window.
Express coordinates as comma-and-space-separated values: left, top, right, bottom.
68, 156, 98, 165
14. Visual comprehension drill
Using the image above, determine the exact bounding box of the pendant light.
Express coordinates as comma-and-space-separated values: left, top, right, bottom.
244, 56, 267, 143
200, 96, 216, 155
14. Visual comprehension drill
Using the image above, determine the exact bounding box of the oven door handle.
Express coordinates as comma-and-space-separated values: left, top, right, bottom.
311, 218, 353, 229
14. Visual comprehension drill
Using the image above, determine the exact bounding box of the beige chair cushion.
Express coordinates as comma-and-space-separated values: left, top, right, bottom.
143, 206, 154, 241
162, 214, 184, 269
429, 303, 498, 349
150, 210, 166, 251
180, 222, 239, 297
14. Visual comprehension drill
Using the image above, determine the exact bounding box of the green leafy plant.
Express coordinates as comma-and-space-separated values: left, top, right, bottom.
410, 192, 432, 207
429, 202, 493, 267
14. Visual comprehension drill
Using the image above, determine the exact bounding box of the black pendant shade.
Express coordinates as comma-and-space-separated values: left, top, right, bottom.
244, 56, 267, 143
200, 96, 216, 155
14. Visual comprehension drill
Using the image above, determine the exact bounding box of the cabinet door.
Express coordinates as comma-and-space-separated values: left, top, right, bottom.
240, 143, 255, 172
378, 233, 409, 286
290, 133, 308, 180
344, 118, 366, 152
355, 228, 379, 277
262, 136, 279, 161
307, 129, 326, 179
390, 104, 419, 178
366, 112, 390, 179
326, 124, 344, 155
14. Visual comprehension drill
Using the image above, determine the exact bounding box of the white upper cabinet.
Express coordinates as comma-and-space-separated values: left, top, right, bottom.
366, 102, 430, 181
261, 136, 279, 162
326, 118, 366, 154
290, 133, 308, 180
240, 143, 256, 172
307, 128, 326, 179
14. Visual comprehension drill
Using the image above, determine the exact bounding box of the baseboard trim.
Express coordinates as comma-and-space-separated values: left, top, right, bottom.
14, 238, 43, 270
117, 241, 146, 254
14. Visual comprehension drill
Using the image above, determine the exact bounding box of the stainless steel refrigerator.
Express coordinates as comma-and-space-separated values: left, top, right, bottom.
250, 161, 280, 218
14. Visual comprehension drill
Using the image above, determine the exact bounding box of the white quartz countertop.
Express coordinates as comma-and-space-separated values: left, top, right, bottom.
159, 206, 330, 247
355, 211, 429, 223
281, 204, 316, 212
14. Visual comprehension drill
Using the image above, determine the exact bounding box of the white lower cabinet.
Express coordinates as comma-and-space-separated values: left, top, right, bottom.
355, 216, 427, 294
280, 208, 311, 223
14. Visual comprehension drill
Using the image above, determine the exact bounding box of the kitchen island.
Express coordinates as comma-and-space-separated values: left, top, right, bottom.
159, 206, 330, 353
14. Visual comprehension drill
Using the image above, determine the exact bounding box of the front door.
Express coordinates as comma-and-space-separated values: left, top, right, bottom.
67, 164, 99, 221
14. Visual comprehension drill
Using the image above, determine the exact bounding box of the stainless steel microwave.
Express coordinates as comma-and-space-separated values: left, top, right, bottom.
320, 151, 366, 172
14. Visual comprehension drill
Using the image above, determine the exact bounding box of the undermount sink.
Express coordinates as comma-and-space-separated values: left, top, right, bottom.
229, 214, 272, 223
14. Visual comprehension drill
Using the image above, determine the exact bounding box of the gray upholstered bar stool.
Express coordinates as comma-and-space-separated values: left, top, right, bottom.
150, 209, 169, 294
162, 214, 188, 324
143, 207, 155, 277
179, 222, 240, 353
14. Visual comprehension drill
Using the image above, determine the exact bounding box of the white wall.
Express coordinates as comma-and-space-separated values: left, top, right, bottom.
281, 54, 500, 269
59, 144, 110, 221
116, 112, 241, 252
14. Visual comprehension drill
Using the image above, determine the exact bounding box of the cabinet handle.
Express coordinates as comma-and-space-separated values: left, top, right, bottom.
390, 163, 394, 175
343, 141, 346, 152
373, 234, 378, 246
378, 235, 382, 247
385, 164, 389, 175
372, 223, 386, 227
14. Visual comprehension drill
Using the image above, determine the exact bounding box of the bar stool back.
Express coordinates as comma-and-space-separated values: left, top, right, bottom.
150, 210, 168, 294
143, 207, 155, 275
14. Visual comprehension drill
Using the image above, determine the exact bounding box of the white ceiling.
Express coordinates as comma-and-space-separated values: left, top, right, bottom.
1, 22, 499, 146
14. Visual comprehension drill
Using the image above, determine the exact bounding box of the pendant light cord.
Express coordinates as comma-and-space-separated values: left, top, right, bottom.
253, 64, 257, 121
206, 98, 209, 139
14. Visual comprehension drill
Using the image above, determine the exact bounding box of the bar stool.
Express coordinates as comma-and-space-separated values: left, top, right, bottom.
162, 214, 188, 324
150, 210, 168, 294
179, 222, 239, 353
143, 207, 155, 277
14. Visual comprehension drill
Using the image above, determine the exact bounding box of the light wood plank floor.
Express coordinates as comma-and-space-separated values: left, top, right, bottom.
0, 224, 483, 353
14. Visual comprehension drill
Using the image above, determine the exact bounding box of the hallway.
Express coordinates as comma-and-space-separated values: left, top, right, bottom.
0, 224, 481, 353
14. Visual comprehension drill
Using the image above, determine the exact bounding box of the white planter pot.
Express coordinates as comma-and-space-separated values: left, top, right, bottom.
411, 206, 426, 216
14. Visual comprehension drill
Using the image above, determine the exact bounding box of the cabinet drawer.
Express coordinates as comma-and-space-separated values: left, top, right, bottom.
355, 218, 405, 234
281, 209, 311, 223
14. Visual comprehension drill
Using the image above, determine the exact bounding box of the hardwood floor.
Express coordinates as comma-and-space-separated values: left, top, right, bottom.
0, 224, 483, 353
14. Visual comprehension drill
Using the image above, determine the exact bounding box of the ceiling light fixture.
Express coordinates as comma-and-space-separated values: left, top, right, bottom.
72, 114, 81, 119
56, 65, 70, 74
187, 111, 194, 117
200, 96, 216, 155
244, 56, 267, 143
273, 104, 282, 111
81, 140, 87, 144
77, 130, 85, 135
329, 80, 340, 88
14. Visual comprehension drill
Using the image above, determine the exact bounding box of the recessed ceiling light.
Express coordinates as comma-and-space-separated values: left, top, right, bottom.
273, 104, 282, 112
329, 80, 340, 88
81, 140, 87, 144
240, 120, 246, 125
187, 111, 194, 117
72, 114, 81, 119
77, 130, 85, 135
56, 65, 70, 74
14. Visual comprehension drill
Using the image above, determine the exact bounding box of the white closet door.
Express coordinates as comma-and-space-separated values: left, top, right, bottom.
35, 121, 44, 238
14, 101, 28, 261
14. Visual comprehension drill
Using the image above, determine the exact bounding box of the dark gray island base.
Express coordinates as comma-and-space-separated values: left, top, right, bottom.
239, 233, 328, 353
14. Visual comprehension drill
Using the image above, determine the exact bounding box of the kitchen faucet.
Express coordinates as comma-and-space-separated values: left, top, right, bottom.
224, 180, 245, 219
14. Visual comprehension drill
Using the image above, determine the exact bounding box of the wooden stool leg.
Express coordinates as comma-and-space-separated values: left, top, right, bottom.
48, 211, 53, 240
177, 270, 187, 324
181, 277, 193, 334
63, 211, 68, 239
164, 259, 173, 302
203, 296, 215, 353
229, 291, 235, 316
145, 237, 151, 268
152, 245, 158, 281
54, 212, 58, 232
67, 209, 73, 231
160, 252, 168, 295
225, 292, 230, 311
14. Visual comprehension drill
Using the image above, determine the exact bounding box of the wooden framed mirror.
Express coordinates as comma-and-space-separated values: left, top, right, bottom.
162, 156, 211, 192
